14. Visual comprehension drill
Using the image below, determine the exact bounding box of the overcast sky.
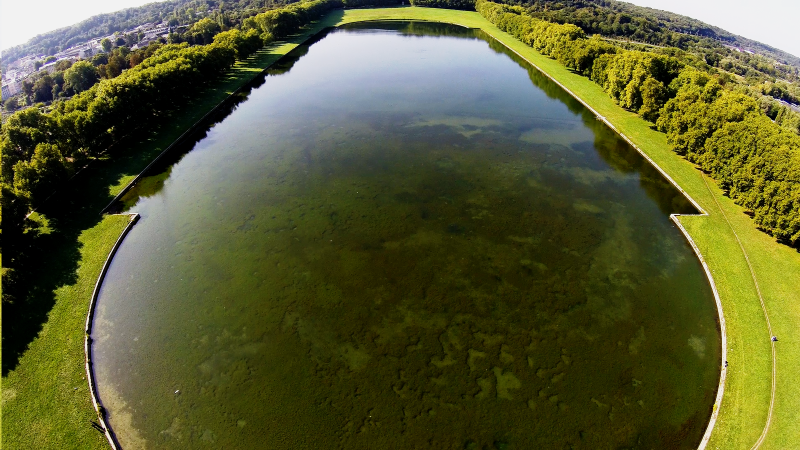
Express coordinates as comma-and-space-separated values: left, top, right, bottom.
622, 0, 800, 57
1, 0, 799, 57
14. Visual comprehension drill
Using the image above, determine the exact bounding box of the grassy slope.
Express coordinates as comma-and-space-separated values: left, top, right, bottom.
1, 215, 131, 449
2, 7, 797, 449
1, 22, 336, 450
331, 8, 800, 449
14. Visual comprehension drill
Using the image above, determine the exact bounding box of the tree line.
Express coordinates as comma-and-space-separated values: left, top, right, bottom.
477, 0, 800, 247
519, 0, 800, 84
511, 0, 800, 135
4, 44, 170, 113
0, 0, 343, 305
3, 0, 798, 297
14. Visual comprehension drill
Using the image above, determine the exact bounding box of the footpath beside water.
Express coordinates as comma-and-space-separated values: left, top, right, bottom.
3, 7, 797, 450
0, 20, 352, 450
332, 8, 798, 450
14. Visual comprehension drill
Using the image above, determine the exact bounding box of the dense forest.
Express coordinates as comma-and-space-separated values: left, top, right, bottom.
516, 0, 800, 115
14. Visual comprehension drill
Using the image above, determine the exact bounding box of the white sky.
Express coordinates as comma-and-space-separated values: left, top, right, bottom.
622, 0, 800, 58
1, 0, 799, 57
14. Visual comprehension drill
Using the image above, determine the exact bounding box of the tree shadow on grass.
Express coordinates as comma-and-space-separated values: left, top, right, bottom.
0, 139, 160, 376
0, 30, 331, 374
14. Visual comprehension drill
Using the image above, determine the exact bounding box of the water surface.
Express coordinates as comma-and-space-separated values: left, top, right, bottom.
94, 22, 720, 449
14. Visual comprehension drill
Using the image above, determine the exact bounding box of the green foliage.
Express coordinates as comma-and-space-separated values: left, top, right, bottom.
212, 29, 263, 59
655, 74, 800, 245
477, 0, 800, 247
186, 17, 222, 44
31, 75, 56, 103
519, 0, 800, 83
63, 60, 100, 93
101, 37, 112, 52
244, 0, 343, 40
592, 50, 682, 120
12, 143, 72, 203
410, 0, 475, 10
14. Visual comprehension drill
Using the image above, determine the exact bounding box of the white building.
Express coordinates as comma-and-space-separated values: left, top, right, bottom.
1, 80, 22, 100
40, 61, 59, 73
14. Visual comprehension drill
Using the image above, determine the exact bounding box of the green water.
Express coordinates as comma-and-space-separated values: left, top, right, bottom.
93, 22, 720, 449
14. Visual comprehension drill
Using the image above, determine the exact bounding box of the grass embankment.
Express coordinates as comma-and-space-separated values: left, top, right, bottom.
3, 7, 798, 450
333, 7, 800, 449
333, 8, 799, 449
1, 22, 336, 449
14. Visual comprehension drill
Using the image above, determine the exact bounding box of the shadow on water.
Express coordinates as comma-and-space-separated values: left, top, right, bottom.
89, 21, 719, 449
112, 20, 697, 219
106, 27, 343, 213
1, 21, 341, 374
482, 35, 698, 216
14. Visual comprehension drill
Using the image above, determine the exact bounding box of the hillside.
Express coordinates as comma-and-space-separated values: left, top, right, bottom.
0, 0, 277, 65
521, 0, 799, 82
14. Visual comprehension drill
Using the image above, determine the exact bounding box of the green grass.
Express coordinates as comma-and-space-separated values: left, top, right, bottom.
1, 21, 338, 449
325, 8, 799, 449
2, 214, 131, 448
3, 7, 798, 449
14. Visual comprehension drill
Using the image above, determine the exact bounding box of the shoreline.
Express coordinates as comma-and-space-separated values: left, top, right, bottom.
91, 11, 728, 449
6, 7, 793, 450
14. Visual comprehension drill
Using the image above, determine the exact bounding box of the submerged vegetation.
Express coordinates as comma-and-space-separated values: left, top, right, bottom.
1, 1, 799, 449
0, 0, 342, 306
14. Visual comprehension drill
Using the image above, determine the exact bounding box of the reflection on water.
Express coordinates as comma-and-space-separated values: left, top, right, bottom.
94, 22, 719, 449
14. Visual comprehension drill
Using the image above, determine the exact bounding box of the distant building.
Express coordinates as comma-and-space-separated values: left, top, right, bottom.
40, 61, 59, 73
1, 80, 22, 100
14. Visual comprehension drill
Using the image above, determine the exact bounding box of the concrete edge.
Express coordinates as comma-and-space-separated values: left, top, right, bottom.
472, 27, 727, 449
84, 212, 140, 450
100, 26, 333, 214
88, 14, 728, 449
671, 214, 728, 449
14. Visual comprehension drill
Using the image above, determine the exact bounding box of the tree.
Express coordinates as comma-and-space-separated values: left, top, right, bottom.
12, 143, 71, 203
21, 79, 34, 98
55, 59, 73, 71
3, 96, 20, 112
105, 54, 127, 78
187, 18, 222, 45
101, 37, 112, 52
91, 53, 108, 66
32, 75, 55, 102
129, 52, 144, 67
64, 60, 99, 93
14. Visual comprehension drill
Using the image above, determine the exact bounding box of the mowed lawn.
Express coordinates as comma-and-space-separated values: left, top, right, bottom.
1, 21, 338, 449
3, 7, 798, 450
335, 8, 799, 450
